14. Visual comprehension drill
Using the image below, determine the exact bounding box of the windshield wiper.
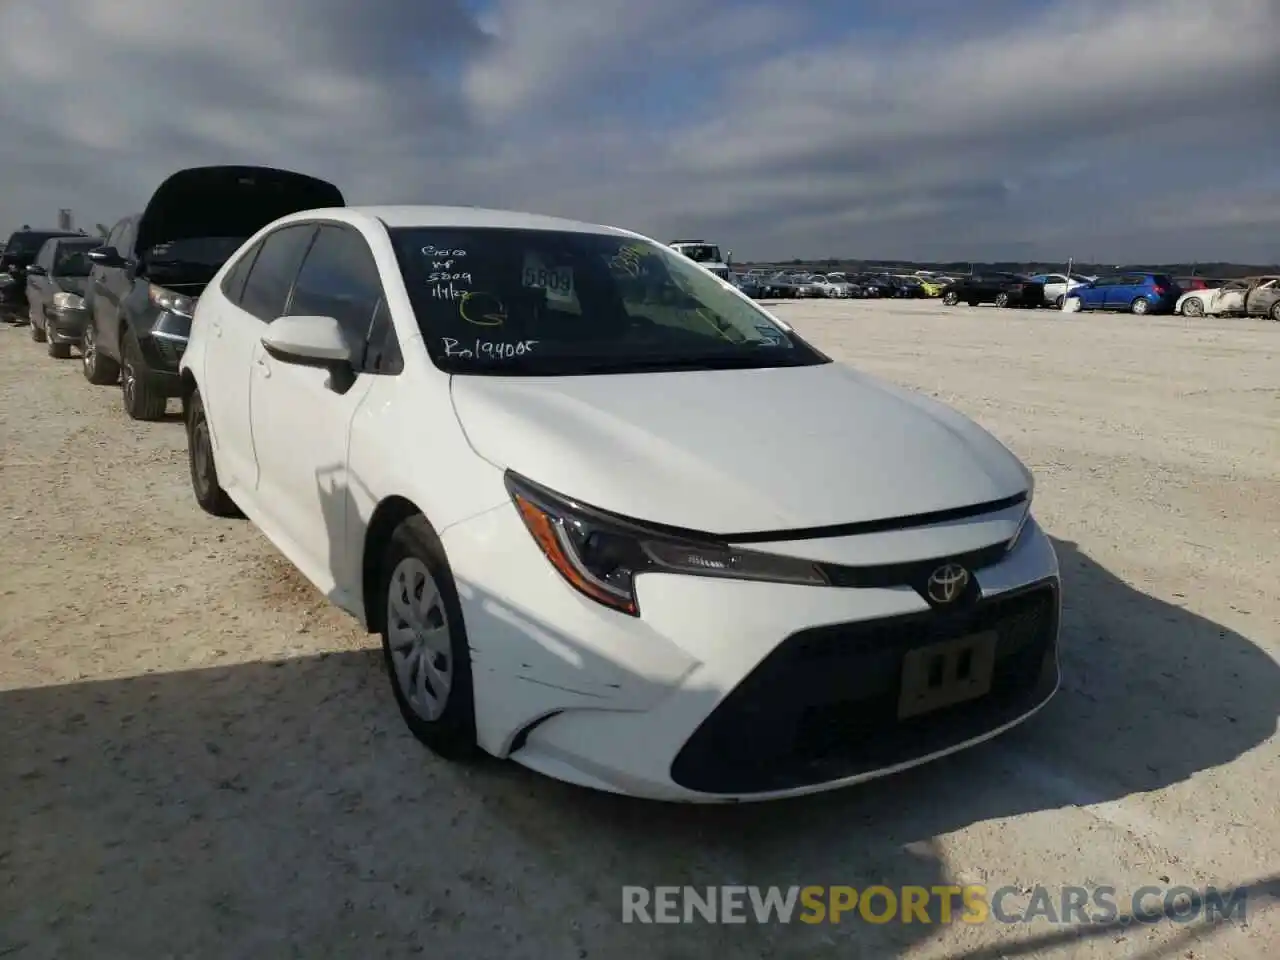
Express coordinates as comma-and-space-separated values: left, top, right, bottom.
564, 355, 802, 374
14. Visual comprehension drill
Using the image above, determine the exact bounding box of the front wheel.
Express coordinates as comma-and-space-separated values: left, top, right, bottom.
186, 388, 242, 518
1053, 295, 1065, 309
1181, 298, 1204, 318
994, 292, 1010, 308
1270, 302, 1280, 322
942, 291, 959, 306
1130, 297, 1150, 315
121, 330, 168, 420
378, 514, 478, 760
30, 310, 46, 342
1062, 297, 1082, 313
48, 337, 71, 359
81, 319, 120, 384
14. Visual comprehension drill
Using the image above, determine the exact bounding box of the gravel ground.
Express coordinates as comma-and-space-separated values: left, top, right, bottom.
1, 300, 1277, 959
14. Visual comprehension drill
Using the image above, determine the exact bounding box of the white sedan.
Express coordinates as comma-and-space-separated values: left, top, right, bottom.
1176, 280, 1247, 317
179, 205, 1061, 802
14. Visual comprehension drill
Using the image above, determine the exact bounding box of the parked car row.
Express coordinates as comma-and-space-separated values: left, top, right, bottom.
735, 270, 950, 300
938, 270, 1278, 318
4, 164, 1065, 803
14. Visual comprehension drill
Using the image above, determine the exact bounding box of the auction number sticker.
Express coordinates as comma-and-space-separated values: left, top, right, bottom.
522, 253, 575, 303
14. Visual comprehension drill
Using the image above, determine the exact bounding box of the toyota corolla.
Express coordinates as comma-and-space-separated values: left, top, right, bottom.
178, 205, 1061, 802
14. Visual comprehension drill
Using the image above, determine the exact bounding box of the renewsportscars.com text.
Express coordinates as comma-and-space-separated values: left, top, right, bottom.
621, 884, 1249, 926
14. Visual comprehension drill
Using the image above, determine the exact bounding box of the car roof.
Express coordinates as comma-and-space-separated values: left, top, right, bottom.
332, 205, 634, 238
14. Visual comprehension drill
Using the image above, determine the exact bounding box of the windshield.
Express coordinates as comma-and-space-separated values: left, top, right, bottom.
388, 227, 828, 376
53, 241, 100, 276
146, 236, 247, 267
674, 244, 722, 263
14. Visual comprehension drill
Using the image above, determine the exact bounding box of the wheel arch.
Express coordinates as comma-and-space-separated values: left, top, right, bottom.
361, 495, 430, 634
179, 369, 198, 419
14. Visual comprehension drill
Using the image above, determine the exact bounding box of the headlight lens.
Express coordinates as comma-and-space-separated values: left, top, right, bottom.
52, 292, 85, 310
506, 472, 828, 616
149, 284, 195, 317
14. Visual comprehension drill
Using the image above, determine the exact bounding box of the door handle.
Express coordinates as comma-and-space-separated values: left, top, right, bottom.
211, 321, 222, 337
255, 356, 270, 378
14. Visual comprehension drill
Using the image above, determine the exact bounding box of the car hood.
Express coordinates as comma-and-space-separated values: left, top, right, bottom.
52, 277, 88, 295
135, 165, 344, 255
450, 362, 1032, 535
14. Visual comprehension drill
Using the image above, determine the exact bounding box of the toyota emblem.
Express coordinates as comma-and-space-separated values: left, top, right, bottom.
926, 563, 970, 604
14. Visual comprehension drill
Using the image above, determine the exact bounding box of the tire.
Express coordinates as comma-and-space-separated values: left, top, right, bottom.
48, 338, 71, 359
30, 311, 46, 342
1181, 298, 1204, 318
377, 514, 478, 760
994, 292, 1010, 308
942, 291, 959, 306
1130, 297, 1150, 315
121, 330, 168, 421
1270, 302, 1280, 322
186, 388, 242, 518
81, 319, 120, 384
1053, 295, 1064, 309
1063, 297, 1082, 313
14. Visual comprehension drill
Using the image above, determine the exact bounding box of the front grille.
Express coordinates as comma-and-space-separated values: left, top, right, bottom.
146, 334, 186, 371
670, 581, 1059, 794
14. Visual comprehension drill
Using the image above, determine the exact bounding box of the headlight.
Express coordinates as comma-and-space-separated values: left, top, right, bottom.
1006, 478, 1035, 554
52, 292, 85, 310
149, 284, 195, 317
506, 471, 828, 616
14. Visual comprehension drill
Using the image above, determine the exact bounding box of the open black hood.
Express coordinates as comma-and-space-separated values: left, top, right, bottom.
134, 165, 344, 255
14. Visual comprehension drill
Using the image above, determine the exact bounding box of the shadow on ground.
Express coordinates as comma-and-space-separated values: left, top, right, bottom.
1, 538, 1275, 959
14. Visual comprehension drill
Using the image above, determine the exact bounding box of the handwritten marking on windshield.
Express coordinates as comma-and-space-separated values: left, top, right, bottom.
442, 338, 538, 359
609, 244, 650, 277
422, 245, 467, 258
458, 291, 506, 326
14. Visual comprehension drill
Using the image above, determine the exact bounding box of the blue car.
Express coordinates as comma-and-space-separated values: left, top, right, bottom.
1065, 272, 1180, 315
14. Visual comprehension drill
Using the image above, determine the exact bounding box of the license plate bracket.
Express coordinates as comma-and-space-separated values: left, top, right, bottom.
897, 631, 997, 719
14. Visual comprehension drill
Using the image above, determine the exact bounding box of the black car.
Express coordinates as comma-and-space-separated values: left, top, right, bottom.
25, 235, 102, 357
941, 273, 1045, 308
0, 228, 84, 322
82, 165, 345, 420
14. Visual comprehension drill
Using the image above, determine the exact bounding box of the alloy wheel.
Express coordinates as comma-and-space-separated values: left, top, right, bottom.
386, 557, 453, 721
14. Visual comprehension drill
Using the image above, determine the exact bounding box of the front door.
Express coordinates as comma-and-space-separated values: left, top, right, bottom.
247, 223, 386, 586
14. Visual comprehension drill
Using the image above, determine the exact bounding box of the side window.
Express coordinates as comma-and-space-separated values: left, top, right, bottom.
36, 241, 56, 271
220, 240, 263, 306
239, 224, 317, 322
285, 225, 384, 363
118, 219, 137, 259
106, 220, 126, 252
363, 297, 403, 374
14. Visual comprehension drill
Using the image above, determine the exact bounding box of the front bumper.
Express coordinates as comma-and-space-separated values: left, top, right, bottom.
441, 506, 1061, 802
47, 307, 90, 343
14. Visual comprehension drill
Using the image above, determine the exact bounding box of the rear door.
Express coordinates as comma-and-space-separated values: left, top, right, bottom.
94, 217, 138, 359
1105, 274, 1141, 309
28, 241, 56, 321
205, 223, 317, 492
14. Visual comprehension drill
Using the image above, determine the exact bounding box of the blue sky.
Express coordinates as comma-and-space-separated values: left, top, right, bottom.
1, 0, 1276, 263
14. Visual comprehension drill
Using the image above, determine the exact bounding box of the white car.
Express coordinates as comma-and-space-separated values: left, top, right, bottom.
1034, 273, 1093, 307
179, 205, 1061, 802
1175, 280, 1246, 317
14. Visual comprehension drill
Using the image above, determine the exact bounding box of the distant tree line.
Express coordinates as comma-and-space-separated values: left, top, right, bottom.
737, 258, 1279, 280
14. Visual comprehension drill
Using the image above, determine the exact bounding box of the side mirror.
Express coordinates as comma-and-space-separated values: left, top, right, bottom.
87, 246, 125, 267
261, 315, 357, 393
25, 264, 46, 277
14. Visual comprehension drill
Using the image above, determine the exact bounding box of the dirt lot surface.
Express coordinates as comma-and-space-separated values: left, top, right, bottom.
1, 301, 1277, 959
